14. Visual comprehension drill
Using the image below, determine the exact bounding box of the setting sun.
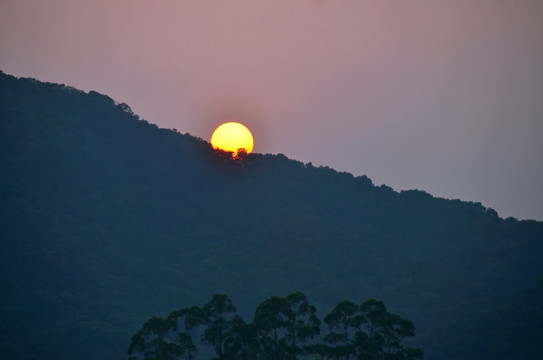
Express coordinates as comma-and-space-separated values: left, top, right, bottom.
210, 122, 254, 156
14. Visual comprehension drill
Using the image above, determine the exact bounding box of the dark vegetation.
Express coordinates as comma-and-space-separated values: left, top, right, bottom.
0, 70, 542, 359
129, 292, 422, 360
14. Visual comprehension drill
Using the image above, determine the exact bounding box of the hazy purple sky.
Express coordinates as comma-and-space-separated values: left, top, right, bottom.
1, 0, 542, 220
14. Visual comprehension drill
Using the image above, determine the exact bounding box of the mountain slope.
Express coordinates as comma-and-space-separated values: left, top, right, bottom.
429, 276, 543, 360
1, 71, 542, 359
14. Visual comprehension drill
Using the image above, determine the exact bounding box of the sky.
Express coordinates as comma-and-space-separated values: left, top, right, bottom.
1, 0, 542, 221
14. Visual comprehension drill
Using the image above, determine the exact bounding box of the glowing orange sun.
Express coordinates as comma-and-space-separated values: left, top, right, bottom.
211, 122, 254, 156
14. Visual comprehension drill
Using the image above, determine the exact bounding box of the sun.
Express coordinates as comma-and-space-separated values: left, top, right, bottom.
210, 122, 254, 157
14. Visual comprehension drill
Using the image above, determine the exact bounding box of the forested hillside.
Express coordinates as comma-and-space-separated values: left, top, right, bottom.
1, 71, 542, 359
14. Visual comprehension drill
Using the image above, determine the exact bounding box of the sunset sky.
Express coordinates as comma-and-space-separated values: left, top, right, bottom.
1, 0, 542, 220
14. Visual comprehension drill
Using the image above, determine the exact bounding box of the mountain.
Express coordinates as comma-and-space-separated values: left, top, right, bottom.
1, 70, 542, 360
430, 276, 543, 359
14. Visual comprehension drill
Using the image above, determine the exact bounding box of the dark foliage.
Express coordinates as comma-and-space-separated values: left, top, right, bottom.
428, 276, 543, 360
1, 70, 542, 359
128, 292, 422, 360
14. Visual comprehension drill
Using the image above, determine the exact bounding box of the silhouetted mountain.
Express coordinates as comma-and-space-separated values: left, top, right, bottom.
1, 70, 542, 360
431, 276, 543, 360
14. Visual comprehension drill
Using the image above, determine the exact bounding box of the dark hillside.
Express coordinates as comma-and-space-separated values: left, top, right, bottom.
1, 71, 542, 359
429, 276, 543, 360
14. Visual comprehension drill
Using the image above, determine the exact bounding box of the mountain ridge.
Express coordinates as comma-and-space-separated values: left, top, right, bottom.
1, 70, 542, 360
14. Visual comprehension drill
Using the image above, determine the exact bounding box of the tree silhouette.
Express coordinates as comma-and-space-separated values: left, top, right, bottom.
284, 292, 321, 359
166, 306, 203, 360
250, 292, 321, 359
201, 294, 243, 360
322, 300, 362, 360
251, 295, 289, 359
356, 299, 422, 360
129, 293, 423, 360
128, 316, 183, 360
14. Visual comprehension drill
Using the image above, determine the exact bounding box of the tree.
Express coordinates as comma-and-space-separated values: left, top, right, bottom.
321, 300, 423, 360
221, 314, 251, 360
128, 316, 183, 360
251, 295, 289, 360
322, 300, 363, 360
201, 294, 243, 360
355, 299, 422, 360
251, 292, 320, 360
284, 292, 321, 359
128, 305, 205, 360
166, 306, 204, 360
128, 293, 423, 360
